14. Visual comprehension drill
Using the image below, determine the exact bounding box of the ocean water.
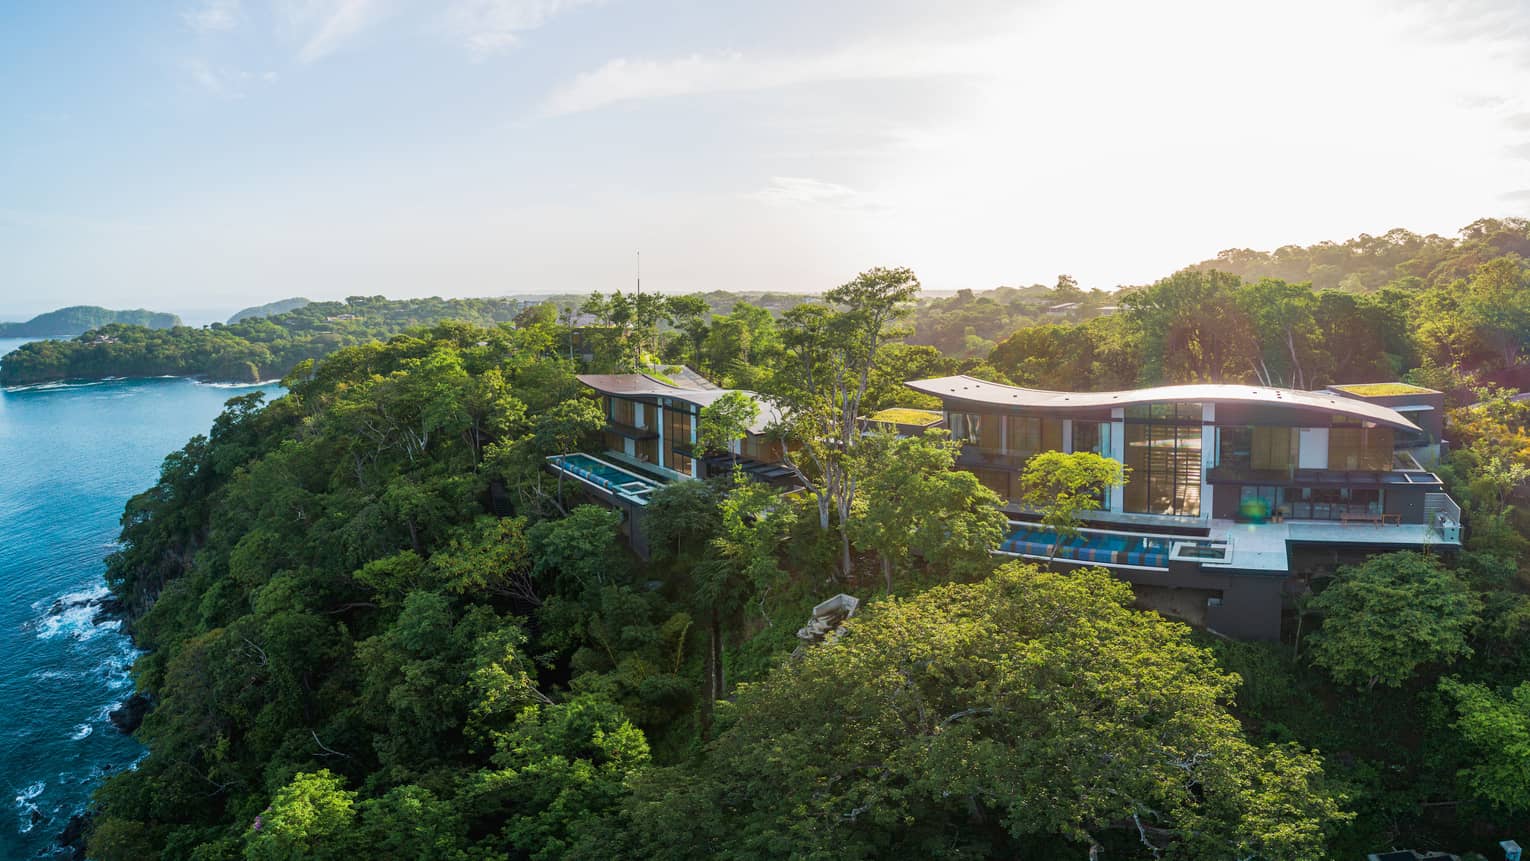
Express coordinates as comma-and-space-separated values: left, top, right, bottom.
0, 338, 280, 857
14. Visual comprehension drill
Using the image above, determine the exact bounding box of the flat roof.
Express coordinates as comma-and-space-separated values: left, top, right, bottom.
904, 375, 1421, 432
868, 407, 944, 426
1328, 382, 1440, 398
576, 374, 782, 434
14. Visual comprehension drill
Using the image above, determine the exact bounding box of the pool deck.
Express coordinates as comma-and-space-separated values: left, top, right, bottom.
1000, 514, 1458, 575
1207, 519, 1457, 572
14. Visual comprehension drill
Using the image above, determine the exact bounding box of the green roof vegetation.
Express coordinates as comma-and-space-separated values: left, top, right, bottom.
870, 407, 944, 426
1330, 382, 1438, 397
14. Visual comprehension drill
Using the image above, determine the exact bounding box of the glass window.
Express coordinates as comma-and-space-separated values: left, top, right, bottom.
664, 408, 693, 475
1073, 421, 1110, 456
973, 468, 1011, 501
1004, 415, 1064, 460
1250, 426, 1297, 472
949, 413, 982, 446
1218, 426, 1251, 470
1124, 411, 1202, 517
1329, 421, 1393, 471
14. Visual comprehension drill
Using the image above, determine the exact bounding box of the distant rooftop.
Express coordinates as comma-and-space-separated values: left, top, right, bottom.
1327, 382, 1439, 398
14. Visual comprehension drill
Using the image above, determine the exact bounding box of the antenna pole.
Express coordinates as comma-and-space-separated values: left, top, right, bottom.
636, 250, 641, 295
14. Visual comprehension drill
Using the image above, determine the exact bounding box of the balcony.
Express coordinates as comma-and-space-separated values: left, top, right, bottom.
1206, 464, 1445, 489
956, 445, 1028, 470
604, 420, 658, 440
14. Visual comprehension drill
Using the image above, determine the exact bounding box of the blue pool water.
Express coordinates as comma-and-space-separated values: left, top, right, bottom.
0, 338, 280, 856
1000, 526, 1172, 567
553, 453, 661, 500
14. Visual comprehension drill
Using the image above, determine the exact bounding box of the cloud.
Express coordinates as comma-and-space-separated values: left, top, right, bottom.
1502, 189, 1530, 201
184, 0, 241, 33
290, 0, 384, 63
745, 177, 887, 211
540, 37, 997, 116
1507, 112, 1530, 130
1506, 141, 1530, 160
181, 60, 278, 98
444, 0, 597, 59
183, 58, 241, 97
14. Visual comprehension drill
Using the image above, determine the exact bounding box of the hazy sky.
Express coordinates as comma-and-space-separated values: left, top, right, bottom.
4, 0, 1530, 320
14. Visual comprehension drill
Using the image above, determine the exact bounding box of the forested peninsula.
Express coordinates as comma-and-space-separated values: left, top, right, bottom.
0, 305, 180, 338
0, 296, 524, 387
75, 220, 1530, 859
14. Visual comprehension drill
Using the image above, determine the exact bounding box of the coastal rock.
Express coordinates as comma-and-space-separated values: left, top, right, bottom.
108, 694, 151, 734
47, 596, 93, 616
56, 811, 91, 861
90, 596, 125, 625
47, 592, 126, 627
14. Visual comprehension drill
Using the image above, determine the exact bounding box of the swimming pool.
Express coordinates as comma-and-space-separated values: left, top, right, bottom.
998, 525, 1174, 568
547, 453, 663, 503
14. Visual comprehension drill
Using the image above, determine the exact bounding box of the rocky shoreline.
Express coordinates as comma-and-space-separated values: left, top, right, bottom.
44, 590, 150, 858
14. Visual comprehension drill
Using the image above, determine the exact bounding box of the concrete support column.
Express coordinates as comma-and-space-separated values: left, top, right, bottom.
1062, 418, 1073, 454
1110, 407, 1126, 513
656, 403, 665, 470
691, 409, 700, 478
1200, 403, 1216, 521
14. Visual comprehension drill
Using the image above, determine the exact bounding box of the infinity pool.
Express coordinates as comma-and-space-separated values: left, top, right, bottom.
548, 453, 662, 503
999, 526, 1172, 568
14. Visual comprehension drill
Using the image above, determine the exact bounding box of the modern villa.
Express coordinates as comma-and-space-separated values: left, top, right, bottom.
905, 375, 1463, 640
546, 371, 793, 555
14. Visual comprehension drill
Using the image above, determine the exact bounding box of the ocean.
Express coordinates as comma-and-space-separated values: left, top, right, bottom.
0, 338, 280, 857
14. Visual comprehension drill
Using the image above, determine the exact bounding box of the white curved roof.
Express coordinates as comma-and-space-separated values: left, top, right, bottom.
577, 373, 782, 434
904, 375, 1420, 431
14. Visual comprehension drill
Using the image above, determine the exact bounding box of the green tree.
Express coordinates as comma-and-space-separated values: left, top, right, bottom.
666, 294, 711, 366
1308, 552, 1481, 689
851, 430, 1007, 590
1019, 450, 1128, 561
772, 266, 920, 575
696, 391, 760, 467
532, 398, 607, 509
462, 695, 652, 860
1439, 677, 1530, 813
626, 563, 1347, 859
245, 770, 356, 861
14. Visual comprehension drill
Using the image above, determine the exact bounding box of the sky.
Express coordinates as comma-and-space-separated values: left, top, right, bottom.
3, 0, 1530, 321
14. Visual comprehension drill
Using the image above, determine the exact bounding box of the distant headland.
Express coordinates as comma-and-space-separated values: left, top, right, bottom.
0, 306, 180, 339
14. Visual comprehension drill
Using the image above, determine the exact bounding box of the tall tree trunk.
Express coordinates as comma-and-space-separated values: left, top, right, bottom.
711, 609, 725, 705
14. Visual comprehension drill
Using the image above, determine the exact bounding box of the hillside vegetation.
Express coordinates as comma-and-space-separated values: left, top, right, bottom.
82, 255, 1530, 858
228, 297, 311, 324
0, 305, 180, 338
0, 296, 524, 386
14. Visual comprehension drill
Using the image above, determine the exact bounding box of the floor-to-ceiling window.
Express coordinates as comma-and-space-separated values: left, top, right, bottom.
1123, 403, 1202, 516
1005, 415, 1064, 462
949, 412, 1001, 455
664, 406, 694, 475
1329, 418, 1393, 471
1071, 420, 1114, 507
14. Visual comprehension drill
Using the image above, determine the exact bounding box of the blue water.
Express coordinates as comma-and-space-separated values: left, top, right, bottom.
0, 338, 280, 857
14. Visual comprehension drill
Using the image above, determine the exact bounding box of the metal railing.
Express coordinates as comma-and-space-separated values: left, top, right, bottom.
1423, 492, 1463, 542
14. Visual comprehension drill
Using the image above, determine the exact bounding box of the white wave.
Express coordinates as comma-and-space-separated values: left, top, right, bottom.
195, 379, 282, 389
3, 379, 114, 393
14, 782, 44, 809
70, 724, 92, 741
33, 585, 116, 642
27, 669, 72, 681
